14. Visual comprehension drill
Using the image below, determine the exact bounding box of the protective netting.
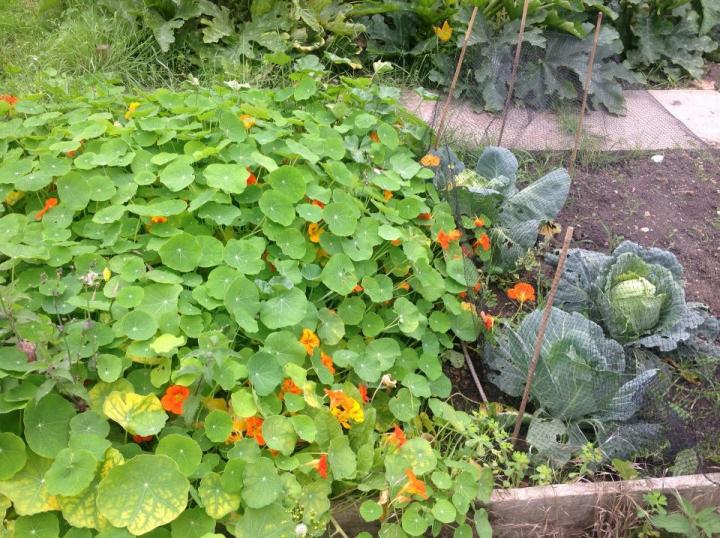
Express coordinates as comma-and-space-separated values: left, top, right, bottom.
419, 6, 720, 487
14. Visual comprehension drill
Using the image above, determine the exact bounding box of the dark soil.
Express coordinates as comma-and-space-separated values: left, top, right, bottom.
557, 150, 720, 314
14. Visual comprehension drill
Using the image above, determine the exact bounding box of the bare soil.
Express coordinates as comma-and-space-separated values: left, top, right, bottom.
557, 150, 720, 314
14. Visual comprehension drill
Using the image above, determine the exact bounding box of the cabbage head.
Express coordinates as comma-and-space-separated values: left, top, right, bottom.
553, 241, 704, 351
486, 307, 658, 462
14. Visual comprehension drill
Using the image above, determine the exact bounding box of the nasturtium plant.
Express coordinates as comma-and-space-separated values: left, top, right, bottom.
0, 77, 496, 536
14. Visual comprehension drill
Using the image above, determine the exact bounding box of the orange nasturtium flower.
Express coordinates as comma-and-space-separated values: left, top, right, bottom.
325, 389, 364, 429
299, 328, 320, 356
132, 434, 153, 443
353, 284, 363, 293
390, 239, 401, 246
35, 198, 58, 221
388, 426, 407, 449
369, 131, 380, 143
383, 190, 394, 201
480, 311, 494, 331
279, 378, 302, 400
245, 416, 265, 445
398, 469, 429, 501
239, 114, 256, 129
246, 167, 257, 185
417, 212, 432, 221
433, 20, 453, 42
436, 229, 461, 250
317, 453, 329, 478
310, 198, 325, 209
474, 232, 491, 252
320, 352, 336, 375
308, 223, 324, 243
150, 215, 168, 224
397, 281, 411, 291
420, 153, 440, 167
225, 416, 245, 444
358, 384, 369, 404
0, 95, 19, 106
161, 385, 190, 415
124, 102, 140, 120
474, 217, 485, 227
507, 282, 536, 303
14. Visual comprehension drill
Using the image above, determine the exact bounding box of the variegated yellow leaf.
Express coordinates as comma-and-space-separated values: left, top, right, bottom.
0, 453, 60, 515
198, 472, 240, 519
102, 391, 167, 436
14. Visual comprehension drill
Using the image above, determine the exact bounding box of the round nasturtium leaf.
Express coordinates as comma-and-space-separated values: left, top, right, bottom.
198, 472, 241, 519
156, 434, 202, 477
401, 503, 430, 536
224, 237, 266, 274
159, 160, 195, 192
170, 506, 216, 538
241, 457, 282, 509
259, 288, 308, 329
0, 452, 59, 515
0, 432, 27, 480
159, 233, 202, 273
97, 455, 189, 535
262, 331, 306, 366
359, 500, 383, 522
262, 415, 297, 456
432, 498, 457, 524
23, 393, 76, 458
120, 310, 158, 341
247, 352, 283, 396
102, 391, 168, 436
13, 512, 59, 538
204, 164, 248, 194
321, 253, 358, 295
45, 448, 97, 496
323, 202, 359, 236
388, 388, 421, 422
97, 354, 124, 382
266, 166, 306, 202
204, 411, 233, 443
259, 190, 295, 226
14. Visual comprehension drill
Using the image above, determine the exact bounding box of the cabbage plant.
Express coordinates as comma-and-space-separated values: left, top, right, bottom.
552, 241, 707, 351
486, 307, 658, 461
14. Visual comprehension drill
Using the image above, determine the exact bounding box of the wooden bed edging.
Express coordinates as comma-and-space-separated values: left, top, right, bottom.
332, 473, 720, 537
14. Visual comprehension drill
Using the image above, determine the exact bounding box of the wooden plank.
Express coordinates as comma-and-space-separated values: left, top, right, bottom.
488, 473, 720, 537
331, 473, 720, 537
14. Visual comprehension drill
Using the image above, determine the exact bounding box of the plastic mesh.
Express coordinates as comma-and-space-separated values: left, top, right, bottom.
418, 6, 720, 486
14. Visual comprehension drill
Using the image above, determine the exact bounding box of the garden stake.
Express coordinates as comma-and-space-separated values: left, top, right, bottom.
497, 0, 531, 146
461, 341, 489, 404
433, 6, 479, 147
569, 12, 603, 176
511, 226, 574, 446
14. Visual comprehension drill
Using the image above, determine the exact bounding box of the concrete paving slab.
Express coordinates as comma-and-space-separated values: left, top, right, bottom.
403, 90, 707, 151
649, 89, 720, 147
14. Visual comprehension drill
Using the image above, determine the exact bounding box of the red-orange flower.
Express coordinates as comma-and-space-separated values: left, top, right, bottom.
397, 282, 410, 291
66, 150, 76, 158
473, 282, 482, 293
0, 95, 18, 107
279, 378, 302, 400
246, 167, 257, 185
398, 469, 429, 500
388, 426, 407, 448
161, 385, 190, 415
358, 384, 369, 404
150, 215, 168, 224
246, 416, 265, 445
317, 453, 328, 478
507, 282, 536, 303
480, 311, 494, 331
320, 352, 335, 375
436, 229, 461, 250
299, 328, 320, 355
383, 190, 393, 201
417, 213, 432, 221
459, 291, 468, 299
310, 198, 325, 209
474, 233, 491, 252
132, 434, 153, 443
474, 217, 485, 228
391, 239, 401, 246
369, 131, 380, 143
353, 284, 363, 293
34, 198, 58, 221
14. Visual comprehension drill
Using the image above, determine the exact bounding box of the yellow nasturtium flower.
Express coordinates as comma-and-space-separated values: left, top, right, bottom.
124, 102, 140, 120
433, 20, 453, 42
102, 267, 112, 282
3, 190, 24, 206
